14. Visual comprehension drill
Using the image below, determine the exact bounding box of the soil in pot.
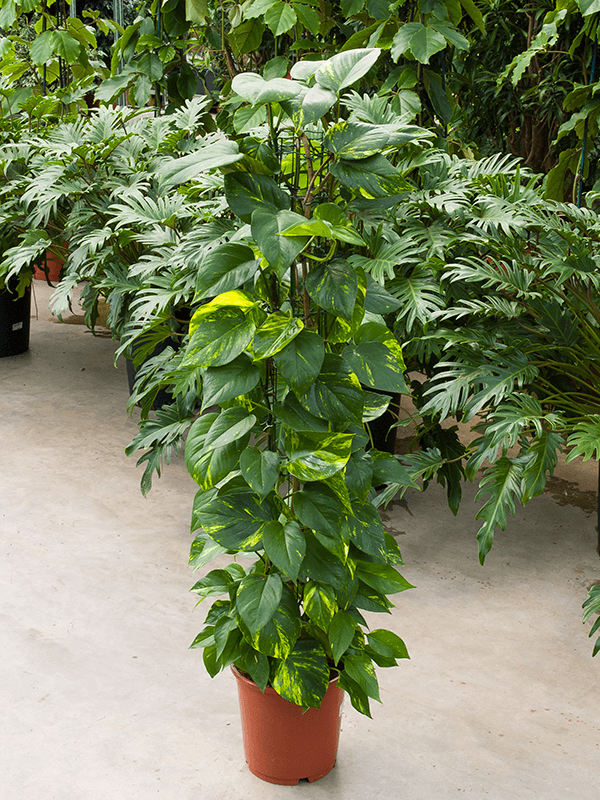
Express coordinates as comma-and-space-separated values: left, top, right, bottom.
232, 667, 344, 785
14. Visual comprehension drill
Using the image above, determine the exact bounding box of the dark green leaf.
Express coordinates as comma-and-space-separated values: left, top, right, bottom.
262, 520, 306, 581
238, 583, 301, 658
224, 172, 291, 223
329, 611, 356, 663
273, 329, 325, 396
252, 208, 309, 277
201, 354, 260, 409
355, 561, 415, 594
240, 447, 280, 498
300, 354, 364, 425
195, 243, 260, 301
237, 573, 283, 636
305, 260, 358, 320
368, 629, 409, 660
343, 652, 380, 701
195, 491, 275, 550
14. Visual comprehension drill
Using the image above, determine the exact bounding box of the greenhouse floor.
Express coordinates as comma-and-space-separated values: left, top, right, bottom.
2, 279, 600, 800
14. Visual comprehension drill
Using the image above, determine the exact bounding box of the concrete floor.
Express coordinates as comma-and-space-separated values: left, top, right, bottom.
2, 280, 600, 799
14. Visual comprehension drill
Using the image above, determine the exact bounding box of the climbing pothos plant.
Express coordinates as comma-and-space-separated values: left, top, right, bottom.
155, 48, 434, 715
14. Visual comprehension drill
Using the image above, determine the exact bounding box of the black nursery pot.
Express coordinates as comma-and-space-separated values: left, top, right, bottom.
367, 393, 401, 454
0, 281, 31, 357
125, 337, 177, 410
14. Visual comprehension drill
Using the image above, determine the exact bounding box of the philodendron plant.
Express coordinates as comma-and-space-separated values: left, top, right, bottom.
179, 48, 431, 715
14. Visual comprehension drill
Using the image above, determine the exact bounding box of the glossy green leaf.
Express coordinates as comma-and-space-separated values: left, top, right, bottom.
304, 582, 337, 630
201, 354, 260, 409
286, 430, 354, 481
315, 48, 381, 94
355, 561, 415, 594
391, 22, 446, 64
195, 243, 260, 301
204, 407, 257, 450
272, 639, 330, 708
183, 306, 255, 369
252, 208, 309, 276
300, 354, 364, 425
345, 501, 386, 558
329, 611, 356, 663
343, 652, 380, 701
362, 390, 391, 422
338, 671, 372, 716
305, 260, 358, 320
273, 392, 329, 432
214, 616, 239, 658
251, 312, 304, 360
185, 409, 254, 489
190, 566, 240, 599
240, 447, 280, 498
225, 172, 291, 223
345, 450, 374, 502
235, 641, 270, 691
273, 329, 325, 396
195, 491, 275, 550
239, 583, 301, 658
368, 629, 409, 660
237, 573, 283, 636
294, 483, 348, 558
262, 520, 306, 581
343, 323, 408, 393
300, 532, 356, 596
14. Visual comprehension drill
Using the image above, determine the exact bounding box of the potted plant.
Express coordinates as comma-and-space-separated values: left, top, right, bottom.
133, 48, 434, 784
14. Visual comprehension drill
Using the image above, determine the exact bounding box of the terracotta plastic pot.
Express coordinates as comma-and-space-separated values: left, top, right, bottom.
34, 252, 64, 282
232, 666, 344, 785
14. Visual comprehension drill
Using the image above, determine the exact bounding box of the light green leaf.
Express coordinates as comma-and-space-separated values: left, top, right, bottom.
30, 31, 56, 65
326, 120, 423, 159
232, 72, 302, 105
368, 629, 410, 660
264, 3, 297, 35
157, 141, 243, 187
315, 48, 381, 94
